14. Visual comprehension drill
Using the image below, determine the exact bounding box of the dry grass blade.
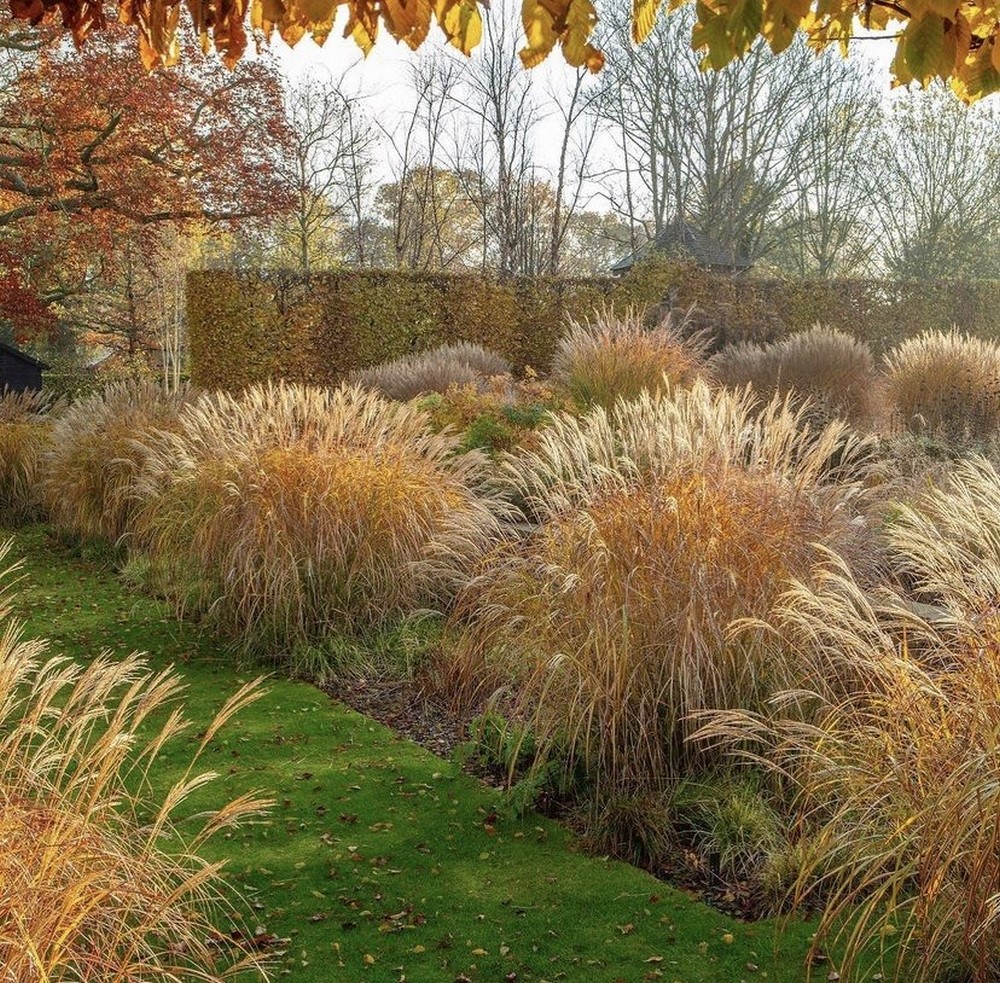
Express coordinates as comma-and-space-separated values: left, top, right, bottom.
884, 327, 1000, 443
40, 380, 189, 543
134, 381, 510, 653
0, 388, 65, 522
0, 540, 272, 981
441, 381, 873, 798
709, 325, 883, 429
695, 457, 1000, 982
351, 342, 512, 401
552, 305, 707, 409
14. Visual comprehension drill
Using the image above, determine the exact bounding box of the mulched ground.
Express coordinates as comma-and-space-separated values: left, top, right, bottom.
321, 677, 479, 768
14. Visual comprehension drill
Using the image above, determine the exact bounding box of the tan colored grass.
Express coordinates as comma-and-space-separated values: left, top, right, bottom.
0, 389, 64, 521
0, 541, 270, 981
884, 328, 1000, 442
698, 456, 1000, 982
552, 305, 707, 409
134, 382, 509, 653
351, 342, 512, 401
710, 325, 883, 429
442, 381, 871, 795
40, 381, 189, 543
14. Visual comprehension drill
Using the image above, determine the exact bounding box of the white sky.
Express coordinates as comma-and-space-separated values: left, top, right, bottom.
269, 9, 901, 183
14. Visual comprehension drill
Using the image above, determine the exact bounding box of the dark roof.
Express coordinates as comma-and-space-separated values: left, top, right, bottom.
0, 339, 50, 371
610, 220, 753, 275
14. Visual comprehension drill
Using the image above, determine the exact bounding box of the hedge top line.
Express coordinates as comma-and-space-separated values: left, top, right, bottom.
185, 264, 1000, 390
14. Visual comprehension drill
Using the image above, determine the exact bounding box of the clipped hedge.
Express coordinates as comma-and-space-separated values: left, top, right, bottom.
188, 264, 1000, 390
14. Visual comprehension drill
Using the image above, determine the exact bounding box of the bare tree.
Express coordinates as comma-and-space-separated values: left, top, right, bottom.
593, 7, 833, 265
876, 85, 1000, 280
450, 9, 544, 276
377, 56, 484, 270
546, 67, 601, 274
279, 69, 376, 275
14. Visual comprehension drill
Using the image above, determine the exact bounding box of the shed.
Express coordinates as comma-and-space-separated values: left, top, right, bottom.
610, 220, 753, 276
0, 340, 48, 393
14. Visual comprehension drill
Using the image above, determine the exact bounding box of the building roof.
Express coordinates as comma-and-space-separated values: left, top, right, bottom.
610, 220, 753, 275
0, 339, 49, 371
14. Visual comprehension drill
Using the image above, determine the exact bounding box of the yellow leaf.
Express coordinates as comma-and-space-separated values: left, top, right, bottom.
632, 0, 662, 43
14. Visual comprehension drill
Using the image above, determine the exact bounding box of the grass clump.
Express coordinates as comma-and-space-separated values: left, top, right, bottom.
135, 381, 508, 656
0, 541, 269, 981
884, 327, 1000, 442
40, 380, 188, 544
0, 388, 63, 521
552, 305, 706, 409
351, 342, 511, 401
700, 456, 1000, 982
442, 381, 871, 804
710, 325, 883, 429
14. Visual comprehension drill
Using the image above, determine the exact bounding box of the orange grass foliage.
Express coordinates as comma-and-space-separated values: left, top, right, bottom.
40, 380, 189, 543
551, 306, 706, 409
0, 542, 270, 981
442, 382, 871, 793
698, 457, 1000, 982
884, 328, 1000, 442
134, 382, 509, 651
0, 388, 63, 520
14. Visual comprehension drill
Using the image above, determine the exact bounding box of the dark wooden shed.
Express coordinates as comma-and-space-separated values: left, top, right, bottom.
0, 340, 48, 393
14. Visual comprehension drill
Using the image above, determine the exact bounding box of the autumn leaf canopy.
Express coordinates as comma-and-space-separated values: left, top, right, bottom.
9, 0, 1000, 98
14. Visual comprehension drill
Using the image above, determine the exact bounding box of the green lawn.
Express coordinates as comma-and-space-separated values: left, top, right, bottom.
4, 524, 820, 983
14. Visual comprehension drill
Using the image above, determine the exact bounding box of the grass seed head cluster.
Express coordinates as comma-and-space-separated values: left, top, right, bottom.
552, 305, 707, 409
351, 341, 512, 401
40, 380, 189, 543
443, 381, 872, 801
709, 325, 884, 429
135, 381, 510, 651
0, 388, 63, 520
0, 542, 269, 981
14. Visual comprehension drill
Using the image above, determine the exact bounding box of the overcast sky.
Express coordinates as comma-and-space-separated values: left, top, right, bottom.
271, 9, 900, 186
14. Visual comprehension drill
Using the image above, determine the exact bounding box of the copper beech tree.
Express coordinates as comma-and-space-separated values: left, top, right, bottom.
8, 0, 1000, 99
0, 23, 292, 231
0, 18, 293, 350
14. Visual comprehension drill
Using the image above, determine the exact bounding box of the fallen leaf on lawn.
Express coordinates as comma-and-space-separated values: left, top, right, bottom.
644, 955, 664, 963
471, 947, 488, 956
722, 932, 734, 944
617, 922, 634, 934
363, 952, 376, 965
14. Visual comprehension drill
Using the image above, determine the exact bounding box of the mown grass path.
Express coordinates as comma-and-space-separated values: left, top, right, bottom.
5, 524, 818, 983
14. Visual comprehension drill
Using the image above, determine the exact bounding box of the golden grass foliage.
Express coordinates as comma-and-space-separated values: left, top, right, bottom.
700, 456, 1000, 982
40, 381, 188, 543
351, 342, 512, 401
551, 306, 706, 409
884, 328, 1000, 441
0, 543, 270, 981
135, 382, 509, 651
0, 388, 63, 521
444, 381, 870, 795
709, 325, 883, 429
